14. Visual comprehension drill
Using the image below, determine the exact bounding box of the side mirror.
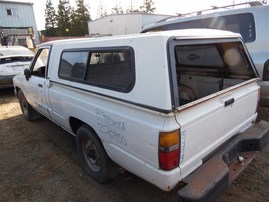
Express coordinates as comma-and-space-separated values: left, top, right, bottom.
24, 68, 31, 81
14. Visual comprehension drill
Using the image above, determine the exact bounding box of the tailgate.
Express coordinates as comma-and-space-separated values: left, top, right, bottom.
175, 79, 259, 179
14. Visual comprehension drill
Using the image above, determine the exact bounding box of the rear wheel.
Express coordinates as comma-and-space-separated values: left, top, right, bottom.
76, 125, 118, 183
17, 90, 42, 121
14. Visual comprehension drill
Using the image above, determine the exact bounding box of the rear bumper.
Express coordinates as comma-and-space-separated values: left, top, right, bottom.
177, 120, 269, 202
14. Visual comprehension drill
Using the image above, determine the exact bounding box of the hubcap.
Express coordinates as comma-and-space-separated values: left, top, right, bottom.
82, 139, 101, 172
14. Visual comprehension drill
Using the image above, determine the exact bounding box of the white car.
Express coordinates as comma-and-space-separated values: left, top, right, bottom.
0, 46, 34, 89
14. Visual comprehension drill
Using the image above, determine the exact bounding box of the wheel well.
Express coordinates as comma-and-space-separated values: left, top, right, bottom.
69, 117, 86, 135
15, 86, 21, 98
69, 117, 103, 142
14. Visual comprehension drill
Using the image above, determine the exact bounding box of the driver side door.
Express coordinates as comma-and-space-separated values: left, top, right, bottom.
24, 47, 52, 119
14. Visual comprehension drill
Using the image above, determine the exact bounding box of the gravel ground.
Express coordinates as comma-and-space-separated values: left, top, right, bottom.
1, 88, 269, 202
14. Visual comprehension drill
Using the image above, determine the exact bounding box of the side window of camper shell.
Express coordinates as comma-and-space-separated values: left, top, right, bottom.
58, 47, 135, 92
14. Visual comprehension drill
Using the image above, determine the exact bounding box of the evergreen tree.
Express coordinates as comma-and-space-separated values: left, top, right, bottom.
44, 0, 57, 36
56, 0, 72, 36
140, 0, 156, 13
71, 0, 91, 36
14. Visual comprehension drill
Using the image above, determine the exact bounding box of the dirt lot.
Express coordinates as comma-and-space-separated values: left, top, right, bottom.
1, 88, 269, 202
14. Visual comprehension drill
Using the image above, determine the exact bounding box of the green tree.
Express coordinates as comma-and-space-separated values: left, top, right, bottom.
140, 0, 156, 13
56, 0, 72, 36
71, 0, 91, 36
44, 0, 57, 36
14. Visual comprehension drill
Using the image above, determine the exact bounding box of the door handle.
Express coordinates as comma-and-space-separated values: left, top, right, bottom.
224, 98, 234, 107
38, 84, 43, 88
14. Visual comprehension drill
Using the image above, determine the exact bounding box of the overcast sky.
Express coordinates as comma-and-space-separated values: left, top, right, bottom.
29, 0, 252, 30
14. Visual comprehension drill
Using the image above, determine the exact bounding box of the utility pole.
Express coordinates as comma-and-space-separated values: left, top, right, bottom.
130, 0, 133, 11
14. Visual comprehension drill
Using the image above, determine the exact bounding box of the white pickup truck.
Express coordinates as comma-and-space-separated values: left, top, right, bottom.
13, 30, 269, 201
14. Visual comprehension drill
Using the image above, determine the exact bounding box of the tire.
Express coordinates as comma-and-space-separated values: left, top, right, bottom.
76, 125, 118, 183
17, 90, 42, 121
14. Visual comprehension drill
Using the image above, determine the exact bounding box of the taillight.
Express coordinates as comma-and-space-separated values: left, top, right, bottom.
159, 130, 180, 171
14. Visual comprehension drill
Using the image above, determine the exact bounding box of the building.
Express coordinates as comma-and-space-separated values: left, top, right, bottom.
88, 13, 172, 37
0, 0, 39, 47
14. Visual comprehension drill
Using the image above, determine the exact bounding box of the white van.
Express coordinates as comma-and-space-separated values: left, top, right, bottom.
142, 1, 269, 107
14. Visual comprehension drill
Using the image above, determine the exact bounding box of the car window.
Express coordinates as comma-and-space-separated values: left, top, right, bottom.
58, 47, 135, 92
165, 13, 255, 43
59, 51, 88, 81
32, 48, 50, 78
208, 13, 255, 43
175, 41, 255, 78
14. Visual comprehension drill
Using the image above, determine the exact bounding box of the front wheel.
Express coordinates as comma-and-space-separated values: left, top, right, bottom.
17, 90, 42, 121
76, 125, 118, 183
